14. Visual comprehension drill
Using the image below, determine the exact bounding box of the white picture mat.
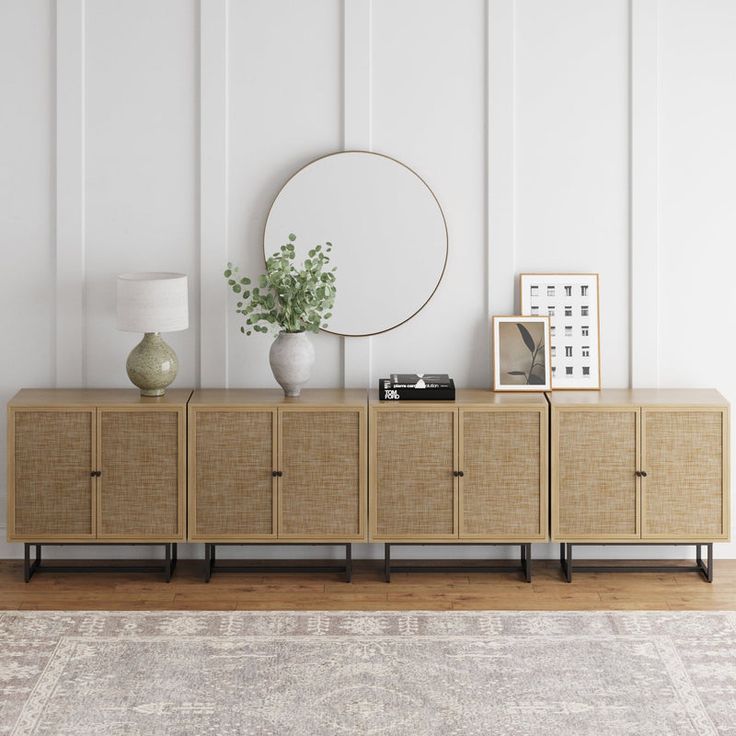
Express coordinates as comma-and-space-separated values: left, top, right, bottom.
519, 273, 601, 389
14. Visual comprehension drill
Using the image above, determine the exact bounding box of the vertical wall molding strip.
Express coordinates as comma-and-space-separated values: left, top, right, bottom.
200, 0, 230, 388
342, 0, 372, 389
55, 0, 86, 387
630, 0, 659, 388
488, 1, 516, 346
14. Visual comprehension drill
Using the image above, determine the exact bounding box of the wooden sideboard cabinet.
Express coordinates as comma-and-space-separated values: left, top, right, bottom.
369, 390, 548, 580
7, 389, 190, 579
550, 389, 730, 581
188, 390, 367, 546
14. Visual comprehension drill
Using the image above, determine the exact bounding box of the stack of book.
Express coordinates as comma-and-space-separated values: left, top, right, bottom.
378, 373, 456, 401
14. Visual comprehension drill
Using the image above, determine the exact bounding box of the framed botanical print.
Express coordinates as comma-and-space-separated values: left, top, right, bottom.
492, 315, 551, 392
519, 273, 601, 390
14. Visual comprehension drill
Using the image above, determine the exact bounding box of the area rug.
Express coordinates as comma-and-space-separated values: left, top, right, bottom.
1, 610, 735, 735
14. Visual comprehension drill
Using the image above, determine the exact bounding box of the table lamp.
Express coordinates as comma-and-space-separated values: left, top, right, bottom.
117, 272, 189, 396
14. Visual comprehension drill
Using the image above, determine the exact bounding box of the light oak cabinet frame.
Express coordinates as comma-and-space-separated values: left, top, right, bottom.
369, 392, 549, 544
7, 390, 189, 544
187, 407, 279, 542
188, 390, 368, 544
369, 404, 459, 542
550, 390, 730, 544
640, 406, 730, 542
7, 406, 97, 542
458, 405, 548, 542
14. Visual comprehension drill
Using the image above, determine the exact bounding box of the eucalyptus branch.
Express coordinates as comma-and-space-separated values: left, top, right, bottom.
225, 234, 337, 336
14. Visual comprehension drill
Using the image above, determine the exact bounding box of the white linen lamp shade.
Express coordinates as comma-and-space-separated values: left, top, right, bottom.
117, 272, 189, 333
116, 273, 189, 397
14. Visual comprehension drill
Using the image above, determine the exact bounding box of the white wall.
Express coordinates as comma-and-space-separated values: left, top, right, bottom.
0, 0, 735, 561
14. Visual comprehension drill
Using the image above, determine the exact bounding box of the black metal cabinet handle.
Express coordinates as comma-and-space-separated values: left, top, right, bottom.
90, 470, 102, 477
452, 471, 459, 477
635, 471, 641, 477
640, 471, 648, 478
272, 471, 284, 477
458, 471, 464, 477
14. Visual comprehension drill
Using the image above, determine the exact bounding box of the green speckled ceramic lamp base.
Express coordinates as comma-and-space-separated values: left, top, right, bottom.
126, 332, 179, 397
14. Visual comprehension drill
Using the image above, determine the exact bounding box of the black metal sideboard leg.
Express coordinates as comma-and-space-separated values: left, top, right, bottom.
521, 543, 532, 583
24, 543, 41, 583
697, 543, 714, 583
384, 543, 391, 583
164, 544, 172, 583
560, 543, 572, 583
204, 543, 214, 583
345, 543, 352, 583
171, 543, 178, 572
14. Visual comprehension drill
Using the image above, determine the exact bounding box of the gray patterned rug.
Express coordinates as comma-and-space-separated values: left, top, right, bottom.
1, 610, 735, 735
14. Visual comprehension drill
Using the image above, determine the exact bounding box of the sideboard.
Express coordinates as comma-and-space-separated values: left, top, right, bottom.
369, 390, 548, 581
188, 389, 367, 581
550, 389, 730, 581
7, 388, 190, 580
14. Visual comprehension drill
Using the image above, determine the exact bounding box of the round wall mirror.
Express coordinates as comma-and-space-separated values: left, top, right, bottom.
263, 151, 448, 337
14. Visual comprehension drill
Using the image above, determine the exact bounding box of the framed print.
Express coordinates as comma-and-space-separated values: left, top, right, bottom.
519, 273, 601, 390
493, 316, 551, 392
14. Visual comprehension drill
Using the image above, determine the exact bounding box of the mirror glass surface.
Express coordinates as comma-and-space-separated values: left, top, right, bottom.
264, 151, 448, 336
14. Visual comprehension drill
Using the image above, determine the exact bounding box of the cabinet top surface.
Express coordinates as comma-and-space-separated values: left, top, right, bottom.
9, 388, 193, 407
369, 389, 548, 407
190, 389, 367, 407
547, 388, 728, 408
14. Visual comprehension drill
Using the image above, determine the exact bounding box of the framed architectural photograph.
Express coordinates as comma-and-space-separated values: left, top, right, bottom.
519, 273, 601, 390
493, 316, 551, 392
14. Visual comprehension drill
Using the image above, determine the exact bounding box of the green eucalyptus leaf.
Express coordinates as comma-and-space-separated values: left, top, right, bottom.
224, 236, 336, 338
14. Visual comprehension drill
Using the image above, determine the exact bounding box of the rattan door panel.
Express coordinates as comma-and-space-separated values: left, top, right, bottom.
278, 409, 364, 539
10, 409, 95, 539
555, 409, 639, 539
372, 409, 456, 539
460, 409, 545, 539
98, 410, 182, 539
642, 410, 727, 539
190, 410, 276, 539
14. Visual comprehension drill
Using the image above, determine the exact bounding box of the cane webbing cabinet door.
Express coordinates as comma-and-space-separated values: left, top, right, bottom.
369, 391, 548, 543
8, 408, 96, 540
97, 408, 184, 540
642, 408, 729, 540
553, 408, 640, 540
188, 389, 368, 543
550, 389, 731, 544
189, 408, 277, 541
371, 406, 457, 540
459, 407, 547, 541
278, 408, 366, 540
7, 389, 191, 544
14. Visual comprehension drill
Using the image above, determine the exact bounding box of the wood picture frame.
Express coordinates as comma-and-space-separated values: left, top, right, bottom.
492, 315, 551, 392
519, 273, 601, 390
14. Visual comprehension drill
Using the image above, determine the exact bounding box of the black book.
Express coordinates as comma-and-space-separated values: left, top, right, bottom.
390, 373, 452, 389
379, 378, 456, 401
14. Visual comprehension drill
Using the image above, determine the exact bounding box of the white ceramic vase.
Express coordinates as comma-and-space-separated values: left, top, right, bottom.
269, 331, 315, 397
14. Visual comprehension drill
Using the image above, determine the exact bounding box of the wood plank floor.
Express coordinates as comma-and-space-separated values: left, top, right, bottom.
1, 559, 735, 611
